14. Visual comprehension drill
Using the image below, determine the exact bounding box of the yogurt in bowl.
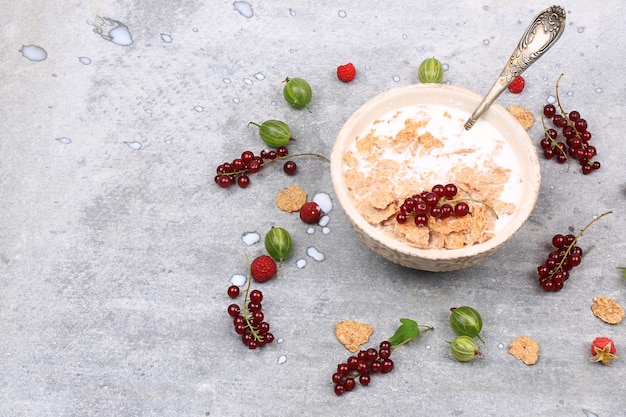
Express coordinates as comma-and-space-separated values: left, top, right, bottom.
330, 84, 540, 271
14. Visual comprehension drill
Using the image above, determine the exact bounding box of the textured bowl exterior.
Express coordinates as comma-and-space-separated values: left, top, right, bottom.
330, 84, 541, 272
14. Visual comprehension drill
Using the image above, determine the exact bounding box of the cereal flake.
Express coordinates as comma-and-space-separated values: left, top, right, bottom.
335, 320, 374, 352
276, 185, 307, 213
508, 335, 540, 365
591, 296, 625, 324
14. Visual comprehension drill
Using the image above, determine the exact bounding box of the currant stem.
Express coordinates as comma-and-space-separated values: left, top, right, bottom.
226, 152, 330, 177
243, 253, 264, 343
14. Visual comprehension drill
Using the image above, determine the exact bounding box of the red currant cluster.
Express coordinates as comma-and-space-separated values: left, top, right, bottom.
332, 341, 394, 396
536, 233, 582, 292
536, 211, 611, 292
215, 146, 297, 188
227, 285, 274, 349
395, 183, 470, 227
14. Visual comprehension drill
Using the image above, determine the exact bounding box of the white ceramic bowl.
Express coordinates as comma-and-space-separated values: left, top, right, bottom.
330, 84, 541, 272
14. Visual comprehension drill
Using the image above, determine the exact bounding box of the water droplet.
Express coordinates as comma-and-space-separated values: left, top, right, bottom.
230, 274, 247, 286
289, 49, 296, 54
430, 27, 436, 31
254, 72, 265, 80
144, 108, 153, 115
595, 87, 603, 94
546, 95, 556, 104
241, 232, 260, 245
318, 215, 330, 227
307, 247, 325, 262
277, 355, 287, 365
402, 33, 408, 40
313, 192, 333, 213
55, 137, 72, 144
243, 78, 253, 85
289, 8, 296, 16
338, 10, 347, 18
483, 5, 489, 10
321, 227, 331, 234
296, 258, 307, 269
164, 139, 173, 145
567, 91, 574, 97
192, 27, 199, 32
497, 343, 504, 349
271, 101, 277, 106
20, 45, 47, 61
160, 33, 173, 43
392, 75, 401, 82
125, 141, 142, 150
426, 344, 431, 350
91, 17, 133, 46
233, 1, 254, 18
78, 56, 92, 65
306, 227, 315, 235
194, 105, 204, 112
232, 98, 240, 104
483, 39, 490, 45
365, 65, 371, 70
442, 63, 449, 71
543, 76, 548, 81
277, 338, 284, 344
577, 27, 585, 33
223, 78, 232, 85
460, 60, 465, 64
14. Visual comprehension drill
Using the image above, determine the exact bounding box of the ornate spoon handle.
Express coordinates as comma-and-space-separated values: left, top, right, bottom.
464, 5, 566, 130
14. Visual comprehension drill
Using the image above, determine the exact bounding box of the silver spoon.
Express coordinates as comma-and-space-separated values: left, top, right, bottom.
464, 5, 567, 130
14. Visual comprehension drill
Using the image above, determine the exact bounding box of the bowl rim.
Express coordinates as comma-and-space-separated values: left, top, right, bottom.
330, 83, 541, 261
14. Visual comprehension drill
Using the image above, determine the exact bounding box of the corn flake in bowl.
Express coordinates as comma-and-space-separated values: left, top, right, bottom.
330, 84, 540, 272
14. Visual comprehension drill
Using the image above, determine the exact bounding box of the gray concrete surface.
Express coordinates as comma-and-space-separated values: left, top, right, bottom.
1, 1, 625, 416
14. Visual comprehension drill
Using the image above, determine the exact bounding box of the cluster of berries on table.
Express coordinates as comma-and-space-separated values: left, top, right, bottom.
331, 341, 395, 396
215, 146, 296, 188
539, 75, 600, 175
395, 183, 472, 227
227, 282, 274, 349
536, 233, 583, 292
536, 212, 611, 292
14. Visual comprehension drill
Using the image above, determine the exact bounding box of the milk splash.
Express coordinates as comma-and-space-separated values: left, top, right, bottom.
20, 45, 47, 61
90, 17, 133, 46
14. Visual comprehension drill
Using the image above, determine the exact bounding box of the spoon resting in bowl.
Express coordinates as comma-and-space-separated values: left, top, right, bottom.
464, 5, 566, 130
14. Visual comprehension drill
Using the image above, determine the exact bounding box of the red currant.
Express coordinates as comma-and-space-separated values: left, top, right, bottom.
283, 160, 297, 175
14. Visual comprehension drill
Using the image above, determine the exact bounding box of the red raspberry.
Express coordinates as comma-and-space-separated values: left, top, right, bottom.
337, 63, 356, 82
299, 201, 322, 224
507, 75, 525, 94
250, 255, 277, 283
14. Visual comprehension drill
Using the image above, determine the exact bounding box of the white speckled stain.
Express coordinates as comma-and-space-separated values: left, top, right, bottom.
233, 1, 253, 18
296, 259, 307, 269
337, 10, 347, 18
160, 33, 173, 43
55, 137, 72, 144
306, 247, 325, 261
78, 56, 92, 65
242, 232, 261, 245
125, 141, 142, 150
230, 274, 247, 286
313, 192, 333, 214
254, 72, 265, 80
20, 45, 47, 61
91, 17, 133, 46
277, 355, 287, 365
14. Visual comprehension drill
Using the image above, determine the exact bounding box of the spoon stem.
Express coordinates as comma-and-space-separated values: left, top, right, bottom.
464, 6, 566, 130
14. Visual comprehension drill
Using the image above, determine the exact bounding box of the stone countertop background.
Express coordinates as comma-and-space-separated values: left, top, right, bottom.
1, 1, 625, 416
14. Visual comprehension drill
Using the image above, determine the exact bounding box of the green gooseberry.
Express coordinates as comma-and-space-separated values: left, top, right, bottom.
264, 227, 293, 263
283, 77, 312, 111
418, 57, 444, 83
248, 120, 291, 147
449, 335, 481, 362
449, 306, 485, 345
